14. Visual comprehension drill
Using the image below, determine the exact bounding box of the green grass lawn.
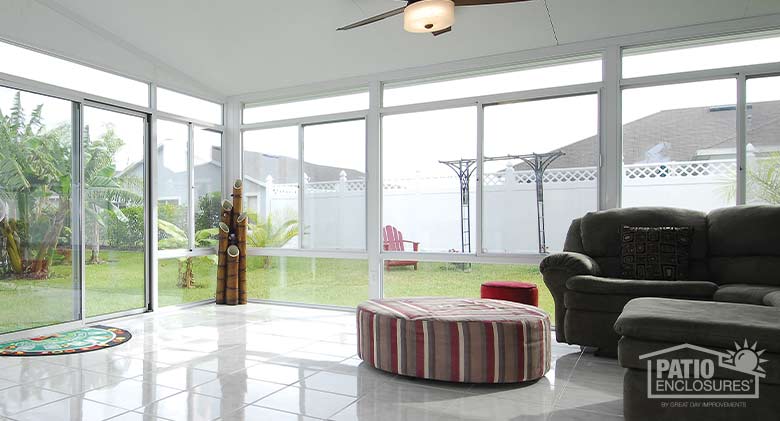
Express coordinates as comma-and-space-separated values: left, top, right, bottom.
0, 252, 551, 335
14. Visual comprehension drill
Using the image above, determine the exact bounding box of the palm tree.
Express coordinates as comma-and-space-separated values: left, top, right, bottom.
83, 125, 142, 264
246, 214, 299, 268
746, 153, 780, 204
0, 92, 140, 276
0, 92, 71, 277
157, 220, 218, 288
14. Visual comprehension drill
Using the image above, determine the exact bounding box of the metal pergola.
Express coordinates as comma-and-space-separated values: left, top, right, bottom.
439, 151, 564, 254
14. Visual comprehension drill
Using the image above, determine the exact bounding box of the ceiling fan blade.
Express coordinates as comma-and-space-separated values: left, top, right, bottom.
337, 6, 406, 31
432, 26, 452, 36
453, 0, 532, 5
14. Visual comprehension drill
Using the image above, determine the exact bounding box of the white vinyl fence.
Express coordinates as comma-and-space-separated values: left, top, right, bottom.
258, 160, 736, 252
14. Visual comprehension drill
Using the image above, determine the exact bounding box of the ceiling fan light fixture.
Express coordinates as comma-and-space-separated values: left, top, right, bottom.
403, 0, 455, 33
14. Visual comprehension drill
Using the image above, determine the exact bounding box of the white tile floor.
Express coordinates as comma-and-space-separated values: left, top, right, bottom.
0, 304, 624, 420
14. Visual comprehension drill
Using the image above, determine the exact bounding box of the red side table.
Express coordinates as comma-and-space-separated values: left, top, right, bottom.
480, 281, 539, 307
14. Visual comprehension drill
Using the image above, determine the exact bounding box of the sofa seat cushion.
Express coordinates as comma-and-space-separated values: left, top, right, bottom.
615, 297, 780, 354
566, 275, 717, 298
714, 284, 780, 305
765, 291, 780, 307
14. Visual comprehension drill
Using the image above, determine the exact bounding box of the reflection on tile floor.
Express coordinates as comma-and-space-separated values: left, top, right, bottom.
0, 304, 624, 420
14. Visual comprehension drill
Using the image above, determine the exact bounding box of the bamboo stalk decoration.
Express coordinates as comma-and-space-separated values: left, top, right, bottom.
215, 180, 249, 306
215, 222, 230, 304
237, 213, 248, 304
232, 179, 243, 226
220, 200, 233, 226
225, 245, 240, 305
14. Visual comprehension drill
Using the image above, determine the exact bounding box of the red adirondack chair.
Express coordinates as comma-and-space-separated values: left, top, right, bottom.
383, 225, 420, 270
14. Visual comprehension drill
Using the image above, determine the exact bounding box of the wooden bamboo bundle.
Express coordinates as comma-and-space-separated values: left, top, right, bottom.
236, 213, 248, 304
215, 222, 230, 304
225, 245, 240, 305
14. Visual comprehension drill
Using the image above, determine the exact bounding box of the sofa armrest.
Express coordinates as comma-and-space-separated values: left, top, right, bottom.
540, 252, 601, 277
539, 252, 600, 343
566, 275, 717, 299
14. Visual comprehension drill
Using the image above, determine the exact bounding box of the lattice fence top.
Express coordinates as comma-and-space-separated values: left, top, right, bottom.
270, 160, 737, 194
624, 160, 735, 179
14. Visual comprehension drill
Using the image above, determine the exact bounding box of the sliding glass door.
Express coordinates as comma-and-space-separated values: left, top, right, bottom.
0, 87, 80, 334
83, 105, 147, 317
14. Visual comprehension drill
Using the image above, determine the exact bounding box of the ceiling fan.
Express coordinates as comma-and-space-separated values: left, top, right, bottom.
338, 0, 533, 36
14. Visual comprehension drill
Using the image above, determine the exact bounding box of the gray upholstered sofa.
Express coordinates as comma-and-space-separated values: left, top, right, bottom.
540, 205, 780, 356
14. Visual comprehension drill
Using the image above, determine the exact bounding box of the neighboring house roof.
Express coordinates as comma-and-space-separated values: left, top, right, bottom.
241, 149, 364, 183
120, 145, 366, 184
537, 100, 780, 170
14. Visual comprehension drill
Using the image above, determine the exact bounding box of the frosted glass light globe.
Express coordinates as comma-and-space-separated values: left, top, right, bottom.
404, 0, 455, 33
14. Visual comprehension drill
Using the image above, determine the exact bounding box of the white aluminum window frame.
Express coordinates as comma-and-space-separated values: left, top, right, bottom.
0, 40, 227, 338
241, 109, 370, 258
231, 16, 780, 302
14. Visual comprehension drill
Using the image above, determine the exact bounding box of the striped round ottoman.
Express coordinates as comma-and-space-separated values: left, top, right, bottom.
356, 297, 551, 383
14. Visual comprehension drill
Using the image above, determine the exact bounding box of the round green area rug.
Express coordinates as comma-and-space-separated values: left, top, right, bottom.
0, 325, 131, 357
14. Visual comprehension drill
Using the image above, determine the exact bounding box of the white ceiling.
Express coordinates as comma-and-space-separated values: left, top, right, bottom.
30, 0, 780, 96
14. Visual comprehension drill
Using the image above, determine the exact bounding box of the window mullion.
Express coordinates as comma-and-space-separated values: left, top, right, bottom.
188, 123, 196, 250
736, 73, 747, 205
298, 124, 305, 249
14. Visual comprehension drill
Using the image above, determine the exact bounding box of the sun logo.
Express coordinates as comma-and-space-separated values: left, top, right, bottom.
723, 339, 768, 377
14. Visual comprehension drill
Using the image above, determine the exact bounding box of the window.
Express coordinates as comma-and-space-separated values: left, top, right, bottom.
0, 40, 148, 106
158, 257, 217, 307
0, 88, 78, 334
622, 79, 737, 211
383, 58, 602, 107
156, 87, 223, 125
83, 105, 147, 317
243, 127, 300, 248
244, 91, 368, 124
302, 120, 366, 249
382, 107, 476, 253
482, 94, 599, 253
194, 128, 223, 234
623, 31, 780, 78
745, 76, 780, 205
157, 120, 190, 250
248, 256, 368, 307
383, 261, 554, 321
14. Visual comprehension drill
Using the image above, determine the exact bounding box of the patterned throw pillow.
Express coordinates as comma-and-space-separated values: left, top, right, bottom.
620, 226, 693, 281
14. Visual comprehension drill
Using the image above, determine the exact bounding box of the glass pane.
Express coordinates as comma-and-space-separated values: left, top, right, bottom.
383, 262, 554, 321
384, 58, 602, 107
84, 106, 146, 317
157, 88, 223, 125
194, 128, 223, 237
158, 256, 217, 307
746, 76, 780, 205
382, 107, 476, 253
0, 88, 78, 334
483, 94, 599, 253
248, 256, 367, 307
303, 120, 366, 249
622, 79, 737, 211
243, 127, 300, 248
623, 31, 780, 78
156, 120, 189, 250
0, 40, 149, 107
243, 92, 368, 124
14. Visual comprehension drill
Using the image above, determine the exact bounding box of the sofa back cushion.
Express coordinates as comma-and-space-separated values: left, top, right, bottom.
707, 205, 780, 286
579, 207, 709, 279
